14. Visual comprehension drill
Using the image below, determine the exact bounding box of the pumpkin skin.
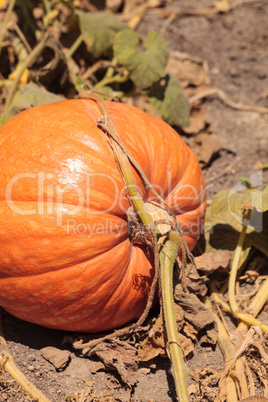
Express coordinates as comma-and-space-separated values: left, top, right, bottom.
0, 99, 206, 332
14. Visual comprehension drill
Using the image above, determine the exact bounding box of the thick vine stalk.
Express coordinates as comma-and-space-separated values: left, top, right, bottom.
160, 231, 190, 401
88, 93, 190, 401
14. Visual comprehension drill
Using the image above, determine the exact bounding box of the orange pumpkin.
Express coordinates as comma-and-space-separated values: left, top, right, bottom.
0, 99, 206, 332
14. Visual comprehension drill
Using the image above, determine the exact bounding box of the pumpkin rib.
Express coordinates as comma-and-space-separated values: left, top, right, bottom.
97, 244, 154, 331
0, 203, 129, 276
106, 102, 191, 201
0, 125, 123, 179
0, 199, 129, 217
0, 240, 148, 332
144, 116, 190, 190
19, 122, 117, 168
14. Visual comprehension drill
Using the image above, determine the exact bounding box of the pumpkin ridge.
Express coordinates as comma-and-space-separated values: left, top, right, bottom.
0, 234, 130, 279
0, 123, 123, 178
0, 200, 129, 218
0, 130, 16, 147
87, 242, 133, 314
20, 122, 116, 164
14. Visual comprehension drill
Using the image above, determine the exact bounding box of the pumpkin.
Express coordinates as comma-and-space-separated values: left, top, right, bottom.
0, 99, 206, 332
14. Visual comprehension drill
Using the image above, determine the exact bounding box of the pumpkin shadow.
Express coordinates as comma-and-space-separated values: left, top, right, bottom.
132, 273, 152, 296
2, 310, 68, 351
131, 244, 155, 297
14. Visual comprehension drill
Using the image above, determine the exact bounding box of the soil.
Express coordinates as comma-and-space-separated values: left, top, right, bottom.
1, 1, 268, 401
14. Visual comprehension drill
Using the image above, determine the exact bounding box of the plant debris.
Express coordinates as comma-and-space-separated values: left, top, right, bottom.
85, 339, 138, 387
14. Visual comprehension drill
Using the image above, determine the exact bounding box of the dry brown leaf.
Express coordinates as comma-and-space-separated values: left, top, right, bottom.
106, 0, 123, 12
86, 339, 138, 387
253, 161, 264, 170
138, 306, 193, 361
183, 321, 198, 340
175, 285, 217, 344
195, 251, 231, 275
183, 106, 210, 135
104, 376, 132, 402
190, 133, 222, 166
166, 57, 210, 88
138, 315, 165, 361
184, 262, 208, 296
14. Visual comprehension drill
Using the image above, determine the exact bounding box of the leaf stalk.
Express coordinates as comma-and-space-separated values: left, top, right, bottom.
160, 231, 190, 402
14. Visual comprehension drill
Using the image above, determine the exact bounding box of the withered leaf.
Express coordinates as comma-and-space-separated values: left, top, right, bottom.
190, 133, 222, 166
174, 285, 217, 343
184, 262, 208, 296
138, 309, 194, 361
183, 106, 210, 135
86, 339, 138, 387
166, 57, 210, 88
183, 321, 198, 340
195, 251, 231, 275
33, 36, 69, 91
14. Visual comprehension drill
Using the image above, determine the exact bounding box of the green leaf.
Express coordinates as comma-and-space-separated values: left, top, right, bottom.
113, 29, 170, 89
76, 10, 127, 58
72, 75, 87, 94
113, 29, 138, 65
205, 187, 268, 256
149, 73, 190, 127
0, 83, 65, 124
210, 187, 268, 230
203, 223, 251, 264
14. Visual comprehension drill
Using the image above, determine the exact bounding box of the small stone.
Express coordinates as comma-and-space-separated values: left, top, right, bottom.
256, 69, 267, 79
230, 68, 239, 78
27, 353, 36, 362
139, 367, 151, 375
27, 365, 35, 371
40, 346, 71, 371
